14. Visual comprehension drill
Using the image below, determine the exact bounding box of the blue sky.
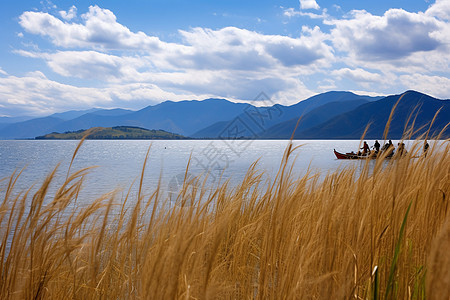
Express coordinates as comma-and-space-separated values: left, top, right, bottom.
0, 0, 449, 116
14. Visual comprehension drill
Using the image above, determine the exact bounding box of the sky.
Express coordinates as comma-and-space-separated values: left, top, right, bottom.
0, 0, 449, 117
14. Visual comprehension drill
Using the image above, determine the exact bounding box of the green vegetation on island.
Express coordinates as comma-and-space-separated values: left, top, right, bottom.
35, 126, 188, 140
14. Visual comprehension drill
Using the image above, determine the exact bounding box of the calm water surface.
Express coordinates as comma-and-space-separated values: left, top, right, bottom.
0, 139, 403, 204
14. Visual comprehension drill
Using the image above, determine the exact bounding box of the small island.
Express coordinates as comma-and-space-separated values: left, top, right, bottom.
35, 126, 188, 140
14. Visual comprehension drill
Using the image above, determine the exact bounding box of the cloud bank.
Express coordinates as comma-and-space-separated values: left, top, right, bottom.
0, 1, 448, 116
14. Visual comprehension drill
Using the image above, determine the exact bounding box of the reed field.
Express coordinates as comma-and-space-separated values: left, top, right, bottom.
0, 134, 449, 299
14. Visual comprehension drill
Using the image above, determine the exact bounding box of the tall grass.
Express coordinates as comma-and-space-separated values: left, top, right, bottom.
0, 136, 449, 299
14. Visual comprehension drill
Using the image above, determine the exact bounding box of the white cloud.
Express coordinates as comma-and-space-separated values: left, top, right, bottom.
332, 68, 383, 83
19, 5, 165, 50
0, 67, 7, 76
26, 70, 47, 79
59, 5, 77, 21
283, 8, 298, 18
325, 3, 450, 82
317, 78, 336, 91
272, 79, 315, 105
18, 6, 333, 72
348, 90, 387, 97
0, 72, 109, 115
332, 5, 342, 12
13, 47, 317, 104
44, 51, 145, 81
328, 8, 448, 61
426, 0, 450, 21
331, 68, 393, 90
41, 0, 57, 10
283, 7, 328, 19
8, 3, 449, 117
0, 72, 202, 116
399, 74, 450, 99
300, 0, 320, 10
15, 16, 333, 101
176, 26, 333, 70
13, 49, 40, 58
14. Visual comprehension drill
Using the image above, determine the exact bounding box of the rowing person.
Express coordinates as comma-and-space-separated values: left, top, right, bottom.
424, 141, 429, 157
373, 140, 380, 153
397, 142, 407, 156
361, 141, 370, 155
381, 140, 395, 157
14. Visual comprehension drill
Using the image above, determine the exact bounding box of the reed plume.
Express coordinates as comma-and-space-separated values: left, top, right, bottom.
0, 130, 449, 299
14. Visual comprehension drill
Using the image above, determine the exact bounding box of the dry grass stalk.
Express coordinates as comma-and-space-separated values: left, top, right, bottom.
0, 130, 449, 299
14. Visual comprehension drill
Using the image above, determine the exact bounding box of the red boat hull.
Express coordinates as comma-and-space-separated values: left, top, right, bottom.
334, 149, 392, 159
334, 149, 369, 159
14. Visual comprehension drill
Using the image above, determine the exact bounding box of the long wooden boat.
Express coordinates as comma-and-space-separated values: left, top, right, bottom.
334, 149, 393, 159
334, 149, 363, 159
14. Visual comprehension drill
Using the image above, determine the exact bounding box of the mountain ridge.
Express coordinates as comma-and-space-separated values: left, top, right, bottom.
191, 91, 382, 138
292, 91, 449, 139
0, 90, 448, 140
260, 99, 371, 139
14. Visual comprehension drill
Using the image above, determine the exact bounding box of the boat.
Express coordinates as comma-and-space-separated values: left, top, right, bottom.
334, 149, 363, 159
334, 149, 393, 159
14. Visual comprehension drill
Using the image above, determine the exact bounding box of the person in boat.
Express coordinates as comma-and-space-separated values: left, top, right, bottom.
423, 141, 429, 157
373, 140, 380, 153
397, 142, 407, 156
383, 140, 394, 150
381, 140, 394, 156
361, 141, 370, 155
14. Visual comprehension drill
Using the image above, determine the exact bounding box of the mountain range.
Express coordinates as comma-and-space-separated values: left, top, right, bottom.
0, 90, 448, 140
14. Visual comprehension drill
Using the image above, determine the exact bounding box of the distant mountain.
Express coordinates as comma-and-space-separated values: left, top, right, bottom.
261, 99, 371, 138
0, 99, 250, 139
0, 116, 33, 123
36, 126, 187, 140
294, 91, 449, 139
1, 91, 446, 140
0, 116, 34, 131
0, 109, 134, 139
50, 108, 102, 120
0, 108, 134, 139
49, 98, 251, 137
88, 108, 134, 117
281, 91, 381, 116
0, 117, 64, 140
191, 91, 380, 138
190, 121, 230, 139
48, 108, 136, 134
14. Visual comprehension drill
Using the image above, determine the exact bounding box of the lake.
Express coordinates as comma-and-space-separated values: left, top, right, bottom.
0, 139, 412, 204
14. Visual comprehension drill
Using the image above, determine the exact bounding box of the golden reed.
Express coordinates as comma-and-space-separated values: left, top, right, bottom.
1, 107, 449, 299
